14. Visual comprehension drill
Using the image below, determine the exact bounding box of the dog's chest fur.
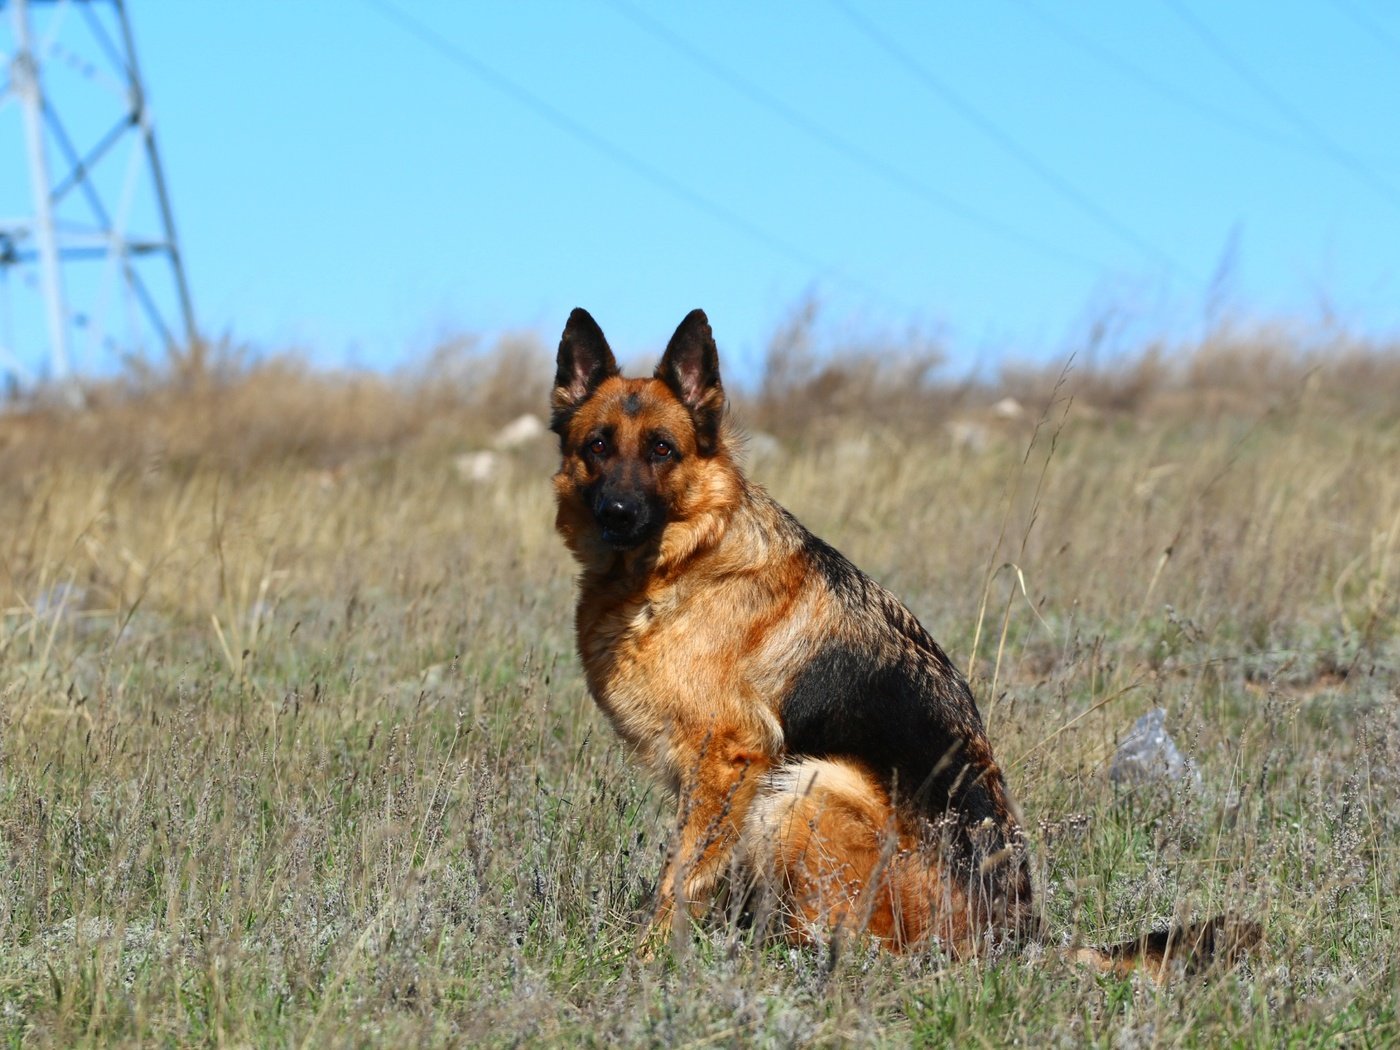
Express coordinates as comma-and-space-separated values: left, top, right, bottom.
573, 548, 794, 787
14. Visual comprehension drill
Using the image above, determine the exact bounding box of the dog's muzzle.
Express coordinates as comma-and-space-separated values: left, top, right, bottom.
594, 493, 656, 549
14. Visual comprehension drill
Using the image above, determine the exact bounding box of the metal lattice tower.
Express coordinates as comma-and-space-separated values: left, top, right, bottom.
1, 0, 197, 387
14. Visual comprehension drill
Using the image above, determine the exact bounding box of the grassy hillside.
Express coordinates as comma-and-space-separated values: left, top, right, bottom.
1, 324, 1398, 1045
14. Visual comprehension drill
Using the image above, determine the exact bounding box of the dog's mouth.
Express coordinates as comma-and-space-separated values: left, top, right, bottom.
598, 520, 659, 550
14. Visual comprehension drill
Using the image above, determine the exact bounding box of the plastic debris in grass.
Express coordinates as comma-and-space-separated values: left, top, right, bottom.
1109, 707, 1201, 788
30, 581, 88, 619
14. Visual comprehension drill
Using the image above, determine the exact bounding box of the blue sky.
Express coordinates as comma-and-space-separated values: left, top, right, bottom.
4, 0, 1400, 386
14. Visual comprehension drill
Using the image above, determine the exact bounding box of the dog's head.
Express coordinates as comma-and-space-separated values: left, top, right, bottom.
551, 308, 728, 557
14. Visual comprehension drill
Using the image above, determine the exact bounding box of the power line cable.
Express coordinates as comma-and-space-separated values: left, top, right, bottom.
1322, 0, 1400, 61
1014, 0, 1314, 157
1163, 0, 1400, 214
605, 0, 1107, 275
358, 0, 904, 311
830, 0, 1200, 284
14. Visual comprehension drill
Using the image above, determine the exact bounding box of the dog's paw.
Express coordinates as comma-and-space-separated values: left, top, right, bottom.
636, 919, 672, 962
636, 899, 688, 962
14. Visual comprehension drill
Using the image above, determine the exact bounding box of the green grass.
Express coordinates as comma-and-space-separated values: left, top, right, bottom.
2, 335, 1399, 1045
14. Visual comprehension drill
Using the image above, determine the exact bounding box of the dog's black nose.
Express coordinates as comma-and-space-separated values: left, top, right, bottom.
598, 498, 639, 533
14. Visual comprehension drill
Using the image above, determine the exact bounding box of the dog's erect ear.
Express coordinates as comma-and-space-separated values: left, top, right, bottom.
552, 308, 620, 435
657, 309, 725, 453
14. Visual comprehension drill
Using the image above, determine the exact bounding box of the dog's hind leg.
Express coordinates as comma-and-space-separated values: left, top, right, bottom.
740, 757, 981, 955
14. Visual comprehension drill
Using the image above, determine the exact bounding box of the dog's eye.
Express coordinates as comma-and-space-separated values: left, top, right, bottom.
651, 440, 673, 461
587, 437, 608, 457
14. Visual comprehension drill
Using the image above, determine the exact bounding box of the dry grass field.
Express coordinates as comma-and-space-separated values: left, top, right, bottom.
1, 321, 1398, 1046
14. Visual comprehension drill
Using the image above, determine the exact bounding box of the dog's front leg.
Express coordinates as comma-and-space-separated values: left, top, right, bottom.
641, 729, 772, 957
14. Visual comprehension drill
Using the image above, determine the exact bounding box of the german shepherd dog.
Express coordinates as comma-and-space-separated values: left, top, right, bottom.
551, 307, 1257, 973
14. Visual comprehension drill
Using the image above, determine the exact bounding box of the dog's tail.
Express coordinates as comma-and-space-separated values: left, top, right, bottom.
742, 757, 1262, 976
1069, 914, 1263, 980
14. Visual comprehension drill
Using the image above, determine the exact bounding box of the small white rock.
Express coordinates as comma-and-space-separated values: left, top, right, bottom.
492, 413, 547, 450
946, 420, 989, 453
744, 430, 781, 462
992, 396, 1025, 420
455, 450, 500, 483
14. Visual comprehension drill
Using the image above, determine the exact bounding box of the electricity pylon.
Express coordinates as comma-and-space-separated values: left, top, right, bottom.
1, 0, 197, 388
